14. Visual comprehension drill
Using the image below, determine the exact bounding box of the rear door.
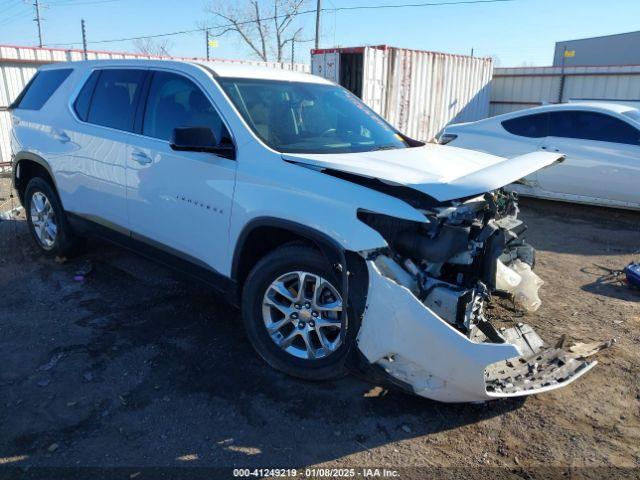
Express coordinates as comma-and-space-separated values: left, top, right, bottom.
125, 69, 237, 275
65, 68, 148, 231
537, 110, 640, 204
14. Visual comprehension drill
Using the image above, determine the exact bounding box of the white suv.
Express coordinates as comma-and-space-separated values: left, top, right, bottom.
10, 60, 604, 402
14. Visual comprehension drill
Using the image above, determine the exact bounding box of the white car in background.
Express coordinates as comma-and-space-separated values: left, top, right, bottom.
440, 103, 640, 210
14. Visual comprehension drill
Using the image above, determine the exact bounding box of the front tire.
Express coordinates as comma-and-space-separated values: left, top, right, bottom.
25, 177, 78, 257
241, 244, 360, 381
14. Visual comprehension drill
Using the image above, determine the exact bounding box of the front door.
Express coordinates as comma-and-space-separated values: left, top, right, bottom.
125, 70, 237, 275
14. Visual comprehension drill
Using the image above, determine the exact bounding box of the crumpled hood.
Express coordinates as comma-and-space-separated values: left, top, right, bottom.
283, 143, 563, 202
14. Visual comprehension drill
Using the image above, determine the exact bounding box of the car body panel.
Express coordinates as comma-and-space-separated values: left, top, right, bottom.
443, 103, 640, 210
358, 260, 601, 402
283, 145, 563, 202
224, 140, 430, 276
536, 135, 640, 205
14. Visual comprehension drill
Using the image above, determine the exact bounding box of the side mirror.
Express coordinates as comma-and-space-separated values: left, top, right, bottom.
170, 127, 235, 159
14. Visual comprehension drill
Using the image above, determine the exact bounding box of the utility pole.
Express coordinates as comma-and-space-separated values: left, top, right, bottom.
291, 38, 295, 67
206, 29, 210, 61
558, 45, 567, 103
33, 0, 43, 47
314, 0, 321, 50
81, 19, 88, 60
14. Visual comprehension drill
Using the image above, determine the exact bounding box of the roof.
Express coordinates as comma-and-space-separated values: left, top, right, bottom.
193, 61, 331, 83
555, 30, 640, 45
38, 58, 327, 84
489, 102, 638, 119
533, 102, 638, 114
41, 59, 333, 85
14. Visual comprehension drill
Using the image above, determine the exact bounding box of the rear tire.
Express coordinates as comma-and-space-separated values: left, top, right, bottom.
241, 244, 361, 381
24, 177, 79, 258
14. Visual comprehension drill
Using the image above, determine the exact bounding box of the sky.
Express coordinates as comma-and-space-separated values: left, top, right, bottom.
0, 0, 639, 66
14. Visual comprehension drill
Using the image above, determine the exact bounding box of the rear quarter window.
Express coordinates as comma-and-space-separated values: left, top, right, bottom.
501, 113, 549, 138
73, 71, 100, 122
11, 69, 73, 110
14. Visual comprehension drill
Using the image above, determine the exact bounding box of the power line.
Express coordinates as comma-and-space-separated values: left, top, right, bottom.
0, 0, 20, 9
46, 0, 122, 6
329, 0, 515, 11
0, 9, 32, 27
0, 0, 23, 9
43, 0, 517, 48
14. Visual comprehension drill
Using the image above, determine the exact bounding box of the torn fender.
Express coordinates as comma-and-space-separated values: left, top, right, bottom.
357, 260, 603, 403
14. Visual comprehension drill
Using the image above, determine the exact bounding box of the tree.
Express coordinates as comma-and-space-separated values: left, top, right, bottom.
133, 38, 173, 57
205, 0, 308, 62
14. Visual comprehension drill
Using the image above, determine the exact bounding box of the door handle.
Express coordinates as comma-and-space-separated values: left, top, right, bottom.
541, 145, 560, 153
131, 150, 152, 165
54, 131, 70, 143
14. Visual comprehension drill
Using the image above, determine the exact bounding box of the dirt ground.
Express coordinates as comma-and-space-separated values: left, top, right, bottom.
1, 180, 639, 479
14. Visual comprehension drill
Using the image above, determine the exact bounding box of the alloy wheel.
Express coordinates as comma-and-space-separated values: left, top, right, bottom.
30, 191, 58, 249
262, 271, 344, 360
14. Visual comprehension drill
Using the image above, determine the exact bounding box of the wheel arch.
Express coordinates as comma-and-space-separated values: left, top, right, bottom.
12, 151, 58, 206
232, 217, 353, 308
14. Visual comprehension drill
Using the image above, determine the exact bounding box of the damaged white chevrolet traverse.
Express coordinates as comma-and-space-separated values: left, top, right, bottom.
10, 60, 608, 403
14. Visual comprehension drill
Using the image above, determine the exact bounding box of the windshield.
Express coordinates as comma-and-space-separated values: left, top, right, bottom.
622, 109, 640, 125
217, 78, 410, 154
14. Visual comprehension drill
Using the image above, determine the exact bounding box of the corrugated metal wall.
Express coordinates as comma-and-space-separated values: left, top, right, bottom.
311, 46, 493, 142
0, 44, 309, 166
380, 48, 493, 141
362, 46, 390, 117
490, 65, 640, 116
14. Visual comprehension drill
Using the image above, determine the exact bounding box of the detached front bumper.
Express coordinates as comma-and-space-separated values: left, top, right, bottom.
356, 260, 609, 403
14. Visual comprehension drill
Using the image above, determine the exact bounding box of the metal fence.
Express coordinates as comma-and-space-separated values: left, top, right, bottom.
490, 64, 640, 116
0, 44, 310, 167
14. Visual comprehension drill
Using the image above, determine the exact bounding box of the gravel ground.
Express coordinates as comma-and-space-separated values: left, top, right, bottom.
0, 189, 639, 480
0, 173, 20, 216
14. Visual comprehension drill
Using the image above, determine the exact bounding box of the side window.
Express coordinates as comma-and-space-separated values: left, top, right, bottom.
73, 71, 100, 121
502, 113, 549, 138
86, 69, 146, 132
549, 111, 640, 145
12, 69, 72, 110
142, 71, 228, 143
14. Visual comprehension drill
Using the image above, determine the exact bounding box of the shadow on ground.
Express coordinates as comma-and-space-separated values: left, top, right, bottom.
0, 219, 524, 470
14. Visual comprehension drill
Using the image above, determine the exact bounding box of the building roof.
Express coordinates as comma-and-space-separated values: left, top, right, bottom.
555, 30, 640, 45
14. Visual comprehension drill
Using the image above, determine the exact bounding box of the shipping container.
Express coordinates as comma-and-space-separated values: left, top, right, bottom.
0, 44, 309, 167
311, 45, 494, 142
490, 64, 640, 116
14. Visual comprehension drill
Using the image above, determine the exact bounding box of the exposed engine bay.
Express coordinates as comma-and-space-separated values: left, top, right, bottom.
356, 190, 613, 402
359, 190, 541, 335
284, 147, 610, 402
